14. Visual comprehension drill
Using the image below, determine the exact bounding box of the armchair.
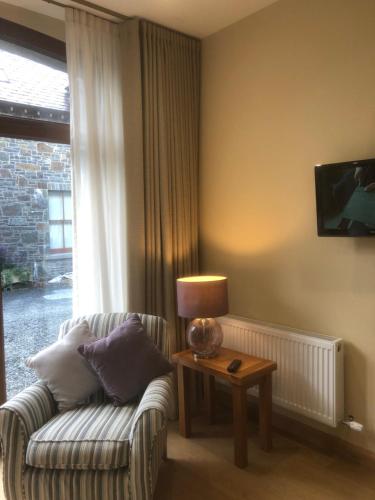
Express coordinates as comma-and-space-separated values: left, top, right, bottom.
0, 313, 173, 500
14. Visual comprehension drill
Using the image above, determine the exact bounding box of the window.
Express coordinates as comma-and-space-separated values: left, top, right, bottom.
48, 191, 72, 253
0, 19, 71, 403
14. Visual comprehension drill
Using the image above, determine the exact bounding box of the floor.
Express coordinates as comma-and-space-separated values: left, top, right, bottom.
3, 285, 72, 398
154, 418, 375, 500
0, 416, 374, 499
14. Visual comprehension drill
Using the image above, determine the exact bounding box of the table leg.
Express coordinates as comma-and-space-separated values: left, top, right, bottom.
232, 385, 248, 468
203, 374, 216, 424
177, 364, 191, 437
259, 373, 272, 451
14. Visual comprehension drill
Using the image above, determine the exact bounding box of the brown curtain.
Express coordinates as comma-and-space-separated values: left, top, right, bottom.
120, 20, 200, 354
120, 20, 146, 315
140, 21, 200, 353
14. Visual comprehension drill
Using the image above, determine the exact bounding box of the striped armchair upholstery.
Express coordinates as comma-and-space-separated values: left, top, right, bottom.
0, 313, 173, 500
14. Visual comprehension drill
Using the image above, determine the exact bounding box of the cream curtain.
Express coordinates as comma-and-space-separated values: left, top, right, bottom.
139, 21, 201, 353
65, 9, 129, 315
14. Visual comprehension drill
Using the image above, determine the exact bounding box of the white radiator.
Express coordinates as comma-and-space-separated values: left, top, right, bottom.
219, 315, 344, 427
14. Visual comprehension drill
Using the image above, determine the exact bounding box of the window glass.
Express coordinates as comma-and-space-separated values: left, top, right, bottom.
48, 192, 64, 220
0, 48, 72, 400
49, 223, 64, 249
0, 41, 69, 124
64, 193, 72, 220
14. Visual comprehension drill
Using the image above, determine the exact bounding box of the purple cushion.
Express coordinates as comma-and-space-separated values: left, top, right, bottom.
78, 314, 172, 406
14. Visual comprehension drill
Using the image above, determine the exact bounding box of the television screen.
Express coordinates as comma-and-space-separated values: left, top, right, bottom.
315, 159, 375, 236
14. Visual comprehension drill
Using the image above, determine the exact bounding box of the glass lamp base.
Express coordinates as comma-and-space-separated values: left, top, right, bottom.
186, 318, 223, 358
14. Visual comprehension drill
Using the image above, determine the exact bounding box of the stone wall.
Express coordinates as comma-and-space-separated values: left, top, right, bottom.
0, 137, 72, 282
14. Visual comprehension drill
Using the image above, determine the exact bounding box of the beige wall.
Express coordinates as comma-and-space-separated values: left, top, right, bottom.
0, 1, 65, 40
200, 0, 375, 453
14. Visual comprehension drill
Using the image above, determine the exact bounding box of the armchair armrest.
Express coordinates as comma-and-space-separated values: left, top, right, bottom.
0, 382, 56, 500
128, 373, 173, 500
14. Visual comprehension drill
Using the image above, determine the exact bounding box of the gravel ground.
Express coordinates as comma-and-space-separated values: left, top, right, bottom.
3, 286, 72, 399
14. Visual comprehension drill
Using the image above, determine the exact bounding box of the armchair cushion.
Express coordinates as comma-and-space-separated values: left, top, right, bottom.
26, 401, 138, 470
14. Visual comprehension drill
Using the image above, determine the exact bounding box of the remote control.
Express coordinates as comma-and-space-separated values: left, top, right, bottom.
227, 359, 242, 373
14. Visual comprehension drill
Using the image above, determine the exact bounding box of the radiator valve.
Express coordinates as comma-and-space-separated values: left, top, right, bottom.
342, 415, 364, 432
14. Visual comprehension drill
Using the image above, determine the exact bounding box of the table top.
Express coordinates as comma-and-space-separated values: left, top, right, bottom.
172, 347, 277, 387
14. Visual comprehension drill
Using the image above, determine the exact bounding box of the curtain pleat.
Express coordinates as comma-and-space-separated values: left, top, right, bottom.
139, 22, 200, 353
119, 20, 146, 314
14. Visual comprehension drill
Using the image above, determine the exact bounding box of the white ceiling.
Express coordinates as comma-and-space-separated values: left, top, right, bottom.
5, 0, 279, 38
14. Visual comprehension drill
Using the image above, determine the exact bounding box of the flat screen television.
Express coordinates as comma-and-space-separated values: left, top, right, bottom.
315, 159, 375, 236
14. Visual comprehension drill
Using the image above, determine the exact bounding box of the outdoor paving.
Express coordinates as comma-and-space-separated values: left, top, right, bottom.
3, 285, 72, 398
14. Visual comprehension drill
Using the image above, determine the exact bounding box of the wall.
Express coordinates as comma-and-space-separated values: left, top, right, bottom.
200, 0, 375, 453
0, 137, 71, 282
0, 1, 65, 41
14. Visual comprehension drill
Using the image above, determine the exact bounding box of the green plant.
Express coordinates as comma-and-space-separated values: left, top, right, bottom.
1, 266, 32, 289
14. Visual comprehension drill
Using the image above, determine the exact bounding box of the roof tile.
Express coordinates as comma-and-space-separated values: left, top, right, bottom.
0, 49, 69, 111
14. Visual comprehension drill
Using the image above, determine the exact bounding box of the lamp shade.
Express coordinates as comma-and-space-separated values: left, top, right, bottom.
176, 276, 228, 319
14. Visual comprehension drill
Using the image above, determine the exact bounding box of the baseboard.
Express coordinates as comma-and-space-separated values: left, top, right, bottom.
216, 385, 375, 469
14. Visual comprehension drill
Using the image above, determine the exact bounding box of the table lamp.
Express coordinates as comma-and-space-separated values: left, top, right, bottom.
176, 275, 228, 358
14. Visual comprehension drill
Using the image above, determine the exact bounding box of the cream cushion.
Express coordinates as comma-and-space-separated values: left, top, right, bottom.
26, 321, 100, 411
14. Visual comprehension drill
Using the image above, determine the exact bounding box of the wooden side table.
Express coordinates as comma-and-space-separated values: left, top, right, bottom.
172, 347, 277, 468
